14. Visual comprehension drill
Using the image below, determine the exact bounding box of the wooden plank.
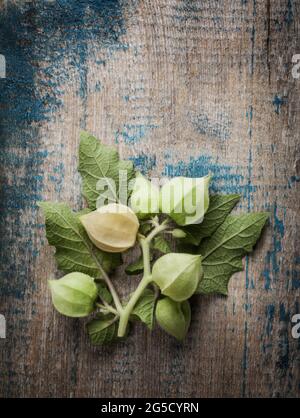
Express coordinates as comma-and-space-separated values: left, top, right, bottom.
0, 0, 299, 398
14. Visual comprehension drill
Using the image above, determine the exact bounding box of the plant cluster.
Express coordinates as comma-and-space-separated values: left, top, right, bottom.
39, 132, 269, 344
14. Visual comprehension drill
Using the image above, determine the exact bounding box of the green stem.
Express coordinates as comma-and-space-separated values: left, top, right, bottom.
117, 273, 152, 337
96, 303, 118, 316
141, 236, 151, 276
117, 221, 169, 337
145, 219, 169, 243
93, 257, 123, 314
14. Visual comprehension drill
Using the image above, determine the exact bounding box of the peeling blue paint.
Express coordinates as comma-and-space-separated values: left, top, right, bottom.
0, 0, 128, 299
0, 1, 126, 135
190, 111, 232, 141
246, 105, 253, 211
290, 270, 300, 290
94, 81, 102, 92
284, 0, 294, 25
115, 123, 158, 144
162, 155, 245, 195
279, 303, 289, 325
244, 303, 252, 313
129, 153, 156, 174
287, 175, 300, 188
263, 203, 285, 290
272, 95, 286, 114
241, 100, 255, 397
265, 304, 275, 336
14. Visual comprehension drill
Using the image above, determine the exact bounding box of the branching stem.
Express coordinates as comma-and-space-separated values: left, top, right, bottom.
117, 220, 169, 337
96, 303, 118, 316
93, 253, 123, 314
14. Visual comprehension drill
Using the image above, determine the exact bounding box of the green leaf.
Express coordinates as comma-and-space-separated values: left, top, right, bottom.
77, 208, 92, 217
131, 289, 156, 329
78, 131, 135, 210
183, 194, 240, 245
197, 212, 269, 295
87, 314, 118, 345
38, 202, 120, 277
176, 242, 199, 255
125, 250, 155, 275
125, 256, 144, 275
152, 235, 171, 253
139, 222, 153, 235
96, 281, 113, 304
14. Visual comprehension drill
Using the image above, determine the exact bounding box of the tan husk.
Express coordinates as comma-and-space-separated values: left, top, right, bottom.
80, 203, 139, 253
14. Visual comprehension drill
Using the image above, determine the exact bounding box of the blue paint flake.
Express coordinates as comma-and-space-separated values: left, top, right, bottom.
295, 256, 300, 265
129, 154, 156, 174
262, 203, 285, 291
290, 270, 300, 290
0, 0, 128, 299
115, 123, 158, 144
287, 175, 300, 188
162, 155, 245, 195
265, 304, 275, 336
284, 0, 294, 25
272, 95, 286, 114
190, 111, 232, 141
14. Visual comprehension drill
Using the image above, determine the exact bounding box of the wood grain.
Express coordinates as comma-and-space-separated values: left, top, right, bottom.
0, 0, 299, 398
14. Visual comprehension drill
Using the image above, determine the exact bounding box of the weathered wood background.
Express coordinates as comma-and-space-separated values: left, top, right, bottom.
0, 0, 299, 398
